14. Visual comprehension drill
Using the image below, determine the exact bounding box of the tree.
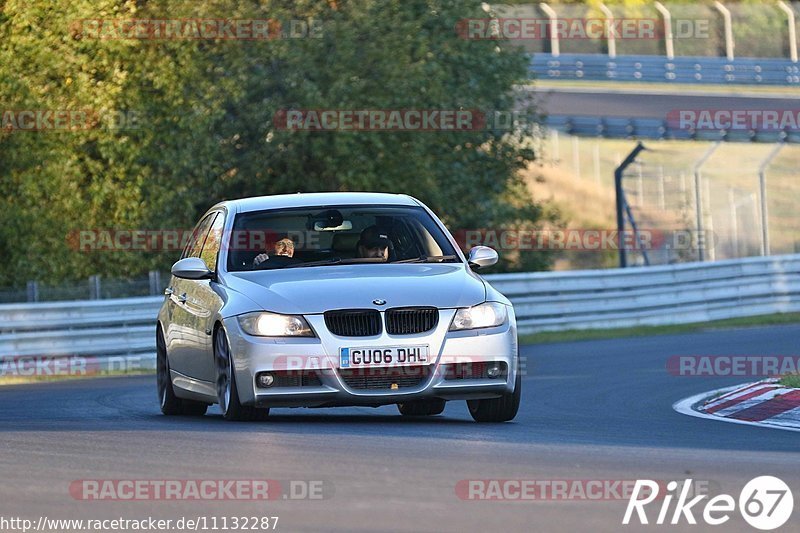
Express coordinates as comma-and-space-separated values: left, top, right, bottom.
0, 0, 554, 288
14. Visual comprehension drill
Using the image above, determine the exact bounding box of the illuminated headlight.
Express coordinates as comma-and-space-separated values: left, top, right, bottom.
237, 312, 314, 337
449, 302, 508, 331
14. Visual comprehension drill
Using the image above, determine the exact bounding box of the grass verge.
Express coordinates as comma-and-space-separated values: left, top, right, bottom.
520, 312, 800, 345
0, 368, 154, 386
779, 374, 800, 388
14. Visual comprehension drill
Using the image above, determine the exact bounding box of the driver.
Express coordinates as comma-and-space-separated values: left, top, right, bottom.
253, 237, 295, 267
357, 226, 391, 261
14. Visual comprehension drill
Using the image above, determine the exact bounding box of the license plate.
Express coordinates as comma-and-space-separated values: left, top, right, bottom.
339, 345, 429, 369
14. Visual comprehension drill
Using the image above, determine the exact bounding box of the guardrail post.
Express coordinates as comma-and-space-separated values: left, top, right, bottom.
599, 4, 617, 59
713, 1, 735, 61
539, 3, 560, 57
758, 143, 785, 256
615, 142, 646, 268
26, 281, 39, 302
89, 275, 102, 300
654, 2, 675, 60
693, 142, 721, 262
778, 1, 798, 63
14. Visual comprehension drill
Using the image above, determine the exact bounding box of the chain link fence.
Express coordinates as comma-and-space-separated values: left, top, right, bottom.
0, 271, 169, 304
538, 131, 800, 267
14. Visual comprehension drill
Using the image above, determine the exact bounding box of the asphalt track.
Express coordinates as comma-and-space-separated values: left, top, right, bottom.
1, 325, 798, 533
532, 88, 800, 120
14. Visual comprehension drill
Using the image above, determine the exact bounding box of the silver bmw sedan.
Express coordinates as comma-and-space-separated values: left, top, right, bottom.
156, 192, 520, 422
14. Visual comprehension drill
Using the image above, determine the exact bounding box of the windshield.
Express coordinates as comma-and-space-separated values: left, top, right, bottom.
226, 205, 460, 271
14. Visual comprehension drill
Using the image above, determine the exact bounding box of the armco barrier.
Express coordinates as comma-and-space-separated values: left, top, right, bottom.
486, 254, 800, 334
0, 254, 798, 363
544, 115, 800, 144
531, 53, 800, 86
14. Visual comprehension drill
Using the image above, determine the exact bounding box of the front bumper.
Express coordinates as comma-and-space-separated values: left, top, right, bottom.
223, 307, 519, 408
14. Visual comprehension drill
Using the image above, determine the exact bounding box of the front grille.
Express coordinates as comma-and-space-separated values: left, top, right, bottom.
442, 361, 507, 380
324, 309, 382, 337
268, 371, 323, 388
338, 365, 431, 390
385, 307, 439, 335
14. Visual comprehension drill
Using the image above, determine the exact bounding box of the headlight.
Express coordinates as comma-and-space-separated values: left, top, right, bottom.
449, 302, 508, 331
237, 312, 314, 337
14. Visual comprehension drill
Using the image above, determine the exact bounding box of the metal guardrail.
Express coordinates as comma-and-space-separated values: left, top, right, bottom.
531, 54, 800, 86
0, 254, 797, 363
544, 115, 800, 144
487, 254, 800, 334
0, 296, 162, 366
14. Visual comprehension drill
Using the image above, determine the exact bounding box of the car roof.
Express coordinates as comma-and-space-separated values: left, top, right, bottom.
214, 192, 421, 214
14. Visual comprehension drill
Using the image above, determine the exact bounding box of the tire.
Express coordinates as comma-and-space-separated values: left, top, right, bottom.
397, 399, 446, 417
467, 365, 521, 423
157, 327, 208, 416
215, 328, 269, 422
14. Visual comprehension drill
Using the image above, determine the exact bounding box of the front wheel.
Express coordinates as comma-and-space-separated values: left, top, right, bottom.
215, 328, 269, 421
397, 399, 446, 417
157, 327, 208, 416
467, 367, 521, 423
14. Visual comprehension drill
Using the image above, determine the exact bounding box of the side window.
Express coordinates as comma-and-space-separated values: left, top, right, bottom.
183, 214, 216, 259
200, 212, 225, 271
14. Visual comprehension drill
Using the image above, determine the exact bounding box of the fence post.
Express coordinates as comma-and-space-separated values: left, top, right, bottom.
654, 2, 675, 60
593, 142, 601, 185
729, 188, 739, 258
539, 3, 560, 57
89, 275, 102, 300
149, 271, 161, 296
615, 142, 647, 268
713, 1, 735, 61
778, 1, 798, 63
572, 136, 581, 179
599, 4, 617, 59
26, 281, 39, 302
757, 143, 784, 256
692, 142, 721, 262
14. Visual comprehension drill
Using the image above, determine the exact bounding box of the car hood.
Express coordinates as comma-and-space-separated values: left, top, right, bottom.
223, 264, 486, 315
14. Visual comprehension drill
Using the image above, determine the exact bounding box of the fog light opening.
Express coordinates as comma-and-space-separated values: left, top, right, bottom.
256, 372, 275, 388
487, 364, 503, 379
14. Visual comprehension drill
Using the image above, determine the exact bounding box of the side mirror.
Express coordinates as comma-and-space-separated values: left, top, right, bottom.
171, 257, 213, 280
468, 246, 498, 271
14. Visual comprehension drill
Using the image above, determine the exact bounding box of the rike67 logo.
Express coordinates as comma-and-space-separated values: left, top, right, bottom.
623, 477, 793, 530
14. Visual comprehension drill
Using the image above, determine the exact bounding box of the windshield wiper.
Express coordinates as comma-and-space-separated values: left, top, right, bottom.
283, 257, 392, 268
284, 258, 343, 268
393, 255, 459, 264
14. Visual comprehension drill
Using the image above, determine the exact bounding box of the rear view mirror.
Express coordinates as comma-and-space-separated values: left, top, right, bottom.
314, 220, 353, 232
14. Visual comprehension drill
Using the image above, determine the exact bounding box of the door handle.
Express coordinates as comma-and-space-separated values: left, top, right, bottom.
178, 293, 187, 304
164, 287, 174, 296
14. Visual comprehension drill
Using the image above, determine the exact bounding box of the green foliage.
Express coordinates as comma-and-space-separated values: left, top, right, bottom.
0, 0, 555, 287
